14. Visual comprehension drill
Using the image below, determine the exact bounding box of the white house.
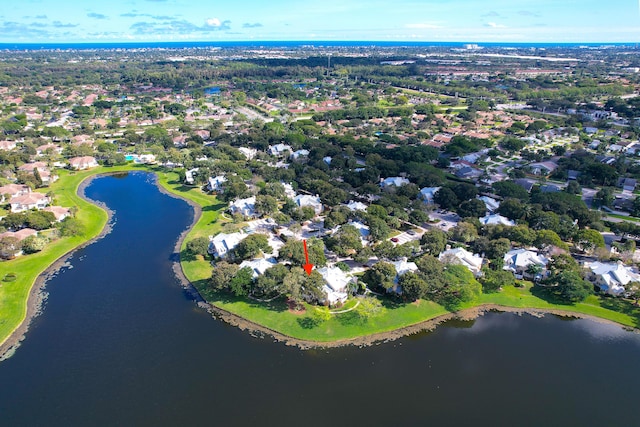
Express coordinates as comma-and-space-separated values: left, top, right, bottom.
528, 161, 558, 176
238, 147, 258, 160
208, 175, 227, 192
317, 266, 354, 306
290, 149, 310, 160
10, 193, 50, 213
208, 232, 247, 258
419, 187, 441, 205
583, 261, 640, 296
479, 213, 515, 227
229, 196, 257, 218
185, 168, 199, 185
0, 184, 31, 201
293, 194, 323, 215
36, 143, 63, 156
346, 220, 370, 246
438, 247, 483, 275
68, 156, 98, 170
478, 196, 500, 212
381, 177, 410, 188
503, 249, 548, 279
389, 258, 419, 294
346, 200, 368, 212
239, 258, 278, 279
43, 206, 71, 222
268, 143, 292, 157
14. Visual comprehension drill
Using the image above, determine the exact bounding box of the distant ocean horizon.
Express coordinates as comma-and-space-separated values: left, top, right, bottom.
0, 40, 636, 51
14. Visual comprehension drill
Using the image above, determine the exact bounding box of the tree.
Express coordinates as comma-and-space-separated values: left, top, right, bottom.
186, 236, 209, 256
434, 187, 459, 211
593, 187, 614, 208
366, 216, 390, 242
362, 261, 397, 292
505, 225, 537, 246
325, 224, 363, 256
566, 180, 581, 195
229, 267, 254, 297
233, 234, 271, 260
480, 267, 515, 292
254, 195, 278, 217
449, 221, 478, 243
452, 183, 478, 202
0, 236, 21, 259
457, 199, 487, 219
278, 238, 326, 267
398, 272, 429, 301
547, 254, 580, 275
534, 229, 569, 250
625, 281, 640, 305
486, 238, 511, 260
420, 229, 447, 255
498, 198, 525, 221
254, 264, 289, 297
548, 271, 593, 303
492, 181, 529, 201
209, 261, 239, 292
575, 229, 605, 253
58, 217, 84, 237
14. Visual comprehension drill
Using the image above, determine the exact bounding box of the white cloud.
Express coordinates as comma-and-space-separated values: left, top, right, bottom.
205, 18, 221, 27
486, 22, 506, 28
405, 23, 442, 29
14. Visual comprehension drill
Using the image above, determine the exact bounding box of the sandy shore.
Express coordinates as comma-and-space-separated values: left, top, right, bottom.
0, 173, 117, 360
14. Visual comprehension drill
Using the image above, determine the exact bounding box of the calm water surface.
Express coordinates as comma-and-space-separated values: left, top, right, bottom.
1, 172, 639, 426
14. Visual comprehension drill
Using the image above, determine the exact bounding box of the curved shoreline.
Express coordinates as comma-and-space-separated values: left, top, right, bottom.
0, 173, 116, 360
2, 169, 638, 360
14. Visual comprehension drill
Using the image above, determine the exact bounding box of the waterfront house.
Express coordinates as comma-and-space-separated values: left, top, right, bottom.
68, 156, 98, 170
583, 261, 640, 296
208, 232, 247, 258
229, 196, 257, 218
208, 175, 227, 192
43, 206, 71, 222
438, 247, 483, 276
10, 193, 50, 213
503, 249, 548, 280
238, 258, 278, 279
317, 266, 354, 306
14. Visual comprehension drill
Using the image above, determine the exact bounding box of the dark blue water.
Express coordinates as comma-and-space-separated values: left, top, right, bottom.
0, 171, 639, 426
0, 41, 635, 51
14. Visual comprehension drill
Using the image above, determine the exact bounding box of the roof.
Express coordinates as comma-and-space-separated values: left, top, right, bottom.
238, 258, 277, 279
0, 228, 37, 241
585, 261, 640, 295
346, 200, 368, 211
318, 266, 353, 304
478, 196, 500, 212
503, 249, 548, 272
11, 192, 49, 205
391, 259, 418, 276
438, 247, 483, 273
208, 232, 247, 256
229, 196, 256, 215
381, 177, 410, 187
479, 214, 515, 226
419, 187, 441, 203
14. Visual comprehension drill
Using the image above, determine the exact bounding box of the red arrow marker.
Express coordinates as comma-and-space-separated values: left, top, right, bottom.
302, 239, 314, 276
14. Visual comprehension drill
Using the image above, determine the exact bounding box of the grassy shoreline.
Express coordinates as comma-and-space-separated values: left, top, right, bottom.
2, 167, 640, 350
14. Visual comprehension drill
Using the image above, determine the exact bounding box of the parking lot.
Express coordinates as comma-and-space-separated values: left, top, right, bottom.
427, 211, 460, 231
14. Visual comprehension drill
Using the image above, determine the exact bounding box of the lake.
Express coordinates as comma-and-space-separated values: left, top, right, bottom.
0, 171, 639, 426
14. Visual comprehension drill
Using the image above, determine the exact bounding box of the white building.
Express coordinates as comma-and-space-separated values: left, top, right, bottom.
208, 175, 227, 192
419, 187, 441, 205
185, 168, 199, 185
10, 193, 50, 213
290, 149, 310, 160
346, 200, 368, 212
238, 147, 258, 160
478, 196, 500, 212
208, 232, 247, 258
318, 266, 354, 306
268, 143, 292, 157
346, 220, 370, 246
438, 247, 483, 275
68, 156, 98, 170
239, 258, 278, 279
293, 194, 323, 215
503, 249, 548, 279
381, 177, 410, 188
584, 261, 640, 296
229, 196, 257, 218
479, 213, 515, 227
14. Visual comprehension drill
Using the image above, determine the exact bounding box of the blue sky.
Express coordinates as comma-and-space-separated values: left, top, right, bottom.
1, 0, 639, 43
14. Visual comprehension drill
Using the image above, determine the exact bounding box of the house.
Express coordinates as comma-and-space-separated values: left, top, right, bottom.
503, 249, 548, 280
0, 228, 38, 241
185, 168, 199, 185
68, 156, 98, 170
539, 184, 561, 193
317, 266, 354, 306
528, 161, 558, 176
454, 166, 482, 179
43, 206, 71, 222
36, 143, 63, 156
346, 220, 370, 246
323, 156, 332, 165
268, 143, 292, 157
238, 147, 258, 160
293, 194, 323, 215
290, 149, 310, 160
18, 161, 48, 173
479, 214, 515, 227
419, 187, 441, 205
208, 232, 247, 258
388, 258, 419, 294
229, 196, 257, 218
478, 196, 500, 212
10, 193, 50, 212
567, 170, 581, 181
208, 175, 227, 192
380, 177, 410, 188
438, 247, 483, 275
0, 184, 31, 200
514, 179, 534, 193
238, 258, 277, 279
0, 140, 17, 151
617, 178, 637, 193
346, 200, 368, 212
0, 228, 37, 259
583, 261, 640, 296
